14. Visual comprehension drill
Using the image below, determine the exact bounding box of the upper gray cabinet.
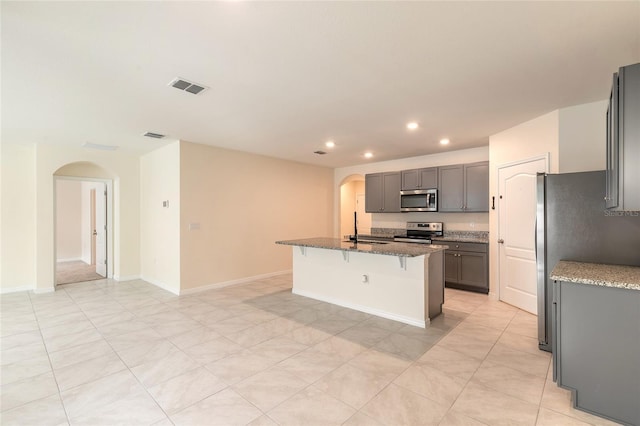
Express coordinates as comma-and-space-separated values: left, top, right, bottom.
401, 167, 438, 190
606, 62, 640, 211
365, 172, 401, 213
439, 161, 489, 212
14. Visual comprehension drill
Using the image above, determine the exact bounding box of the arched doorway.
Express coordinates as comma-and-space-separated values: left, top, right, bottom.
54, 162, 114, 286
339, 174, 372, 238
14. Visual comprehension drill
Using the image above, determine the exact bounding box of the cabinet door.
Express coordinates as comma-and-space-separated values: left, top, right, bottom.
382, 172, 401, 212
401, 170, 420, 190
605, 75, 619, 209
419, 168, 438, 189
439, 165, 464, 212
365, 173, 383, 212
464, 162, 489, 212
444, 251, 459, 284
458, 252, 488, 289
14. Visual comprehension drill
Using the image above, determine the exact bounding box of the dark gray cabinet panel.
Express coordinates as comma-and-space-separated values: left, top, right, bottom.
365, 173, 383, 212
365, 172, 401, 213
554, 281, 640, 425
440, 240, 488, 293
464, 162, 489, 212
439, 162, 489, 212
606, 62, 640, 211
401, 168, 438, 190
438, 165, 464, 211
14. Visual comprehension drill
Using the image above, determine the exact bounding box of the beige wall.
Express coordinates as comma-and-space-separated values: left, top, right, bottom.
1, 144, 37, 292
179, 141, 334, 291
334, 147, 491, 234
140, 142, 181, 293
55, 180, 83, 261
559, 100, 608, 173
0, 142, 141, 292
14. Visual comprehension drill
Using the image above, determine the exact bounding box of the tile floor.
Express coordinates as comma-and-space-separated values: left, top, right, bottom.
0, 275, 621, 426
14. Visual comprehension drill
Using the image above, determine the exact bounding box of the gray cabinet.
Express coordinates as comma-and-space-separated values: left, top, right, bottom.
401, 167, 438, 190
553, 281, 639, 425
439, 162, 489, 212
606, 62, 640, 211
365, 172, 401, 213
440, 241, 488, 293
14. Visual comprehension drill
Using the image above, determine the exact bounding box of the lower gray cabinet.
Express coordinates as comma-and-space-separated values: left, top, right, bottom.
553, 281, 639, 426
441, 241, 488, 293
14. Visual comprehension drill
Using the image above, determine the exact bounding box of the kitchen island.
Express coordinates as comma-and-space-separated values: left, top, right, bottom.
276, 238, 448, 328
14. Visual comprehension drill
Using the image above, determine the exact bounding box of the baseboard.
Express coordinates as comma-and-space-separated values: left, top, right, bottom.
113, 274, 140, 282
488, 290, 499, 301
140, 275, 180, 295
0, 285, 34, 294
33, 287, 55, 294
57, 257, 84, 263
179, 270, 292, 296
292, 288, 427, 328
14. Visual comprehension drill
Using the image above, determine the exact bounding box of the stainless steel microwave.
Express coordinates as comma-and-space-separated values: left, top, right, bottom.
400, 189, 438, 212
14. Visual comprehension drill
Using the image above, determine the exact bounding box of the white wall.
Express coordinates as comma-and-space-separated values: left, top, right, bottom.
340, 180, 366, 237
140, 142, 181, 294
0, 142, 141, 292
0, 144, 36, 292
179, 141, 334, 292
55, 180, 82, 261
334, 147, 490, 234
559, 100, 608, 173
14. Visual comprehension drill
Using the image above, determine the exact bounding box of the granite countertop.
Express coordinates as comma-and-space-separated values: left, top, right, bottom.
276, 237, 448, 257
432, 236, 489, 244
550, 261, 640, 291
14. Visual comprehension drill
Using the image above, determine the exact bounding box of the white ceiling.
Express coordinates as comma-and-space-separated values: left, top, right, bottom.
2, 1, 639, 168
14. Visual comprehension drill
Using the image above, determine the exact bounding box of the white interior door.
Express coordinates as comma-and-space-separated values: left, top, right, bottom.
355, 193, 372, 234
498, 157, 547, 314
95, 183, 107, 277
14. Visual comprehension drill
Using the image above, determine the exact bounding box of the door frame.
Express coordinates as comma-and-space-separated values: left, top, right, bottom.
54, 176, 113, 286
496, 153, 549, 303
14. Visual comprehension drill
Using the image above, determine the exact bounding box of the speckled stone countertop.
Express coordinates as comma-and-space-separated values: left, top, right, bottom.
432, 235, 489, 244
550, 261, 640, 291
276, 237, 448, 258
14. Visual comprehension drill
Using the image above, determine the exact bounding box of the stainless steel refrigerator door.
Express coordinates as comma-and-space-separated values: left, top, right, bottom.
536, 173, 548, 350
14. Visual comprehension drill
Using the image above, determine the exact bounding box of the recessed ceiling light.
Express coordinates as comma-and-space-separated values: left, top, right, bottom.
440, 138, 450, 145
364, 152, 373, 159
325, 140, 335, 148
407, 122, 419, 130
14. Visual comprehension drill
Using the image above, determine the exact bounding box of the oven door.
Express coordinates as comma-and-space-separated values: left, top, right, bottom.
400, 190, 437, 212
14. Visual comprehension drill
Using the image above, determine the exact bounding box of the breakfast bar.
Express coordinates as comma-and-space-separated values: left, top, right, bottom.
276, 238, 448, 328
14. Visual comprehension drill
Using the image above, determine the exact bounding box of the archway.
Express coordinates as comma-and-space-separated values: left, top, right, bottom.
54, 162, 115, 286
339, 174, 371, 238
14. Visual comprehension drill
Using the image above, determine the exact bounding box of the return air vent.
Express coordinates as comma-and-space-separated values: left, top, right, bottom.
143, 132, 165, 139
168, 78, 207, 95
314, 150, 327, 155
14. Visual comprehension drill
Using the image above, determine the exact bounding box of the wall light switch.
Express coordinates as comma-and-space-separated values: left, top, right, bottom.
189, 223, 200, 231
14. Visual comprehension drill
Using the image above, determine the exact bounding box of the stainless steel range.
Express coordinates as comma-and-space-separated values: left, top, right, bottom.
394, 222, 443, 244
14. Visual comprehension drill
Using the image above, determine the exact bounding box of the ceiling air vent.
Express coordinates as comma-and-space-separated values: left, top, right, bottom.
314, 150, 327, 155
143, 132, 165, 139
169, 78, 208, 95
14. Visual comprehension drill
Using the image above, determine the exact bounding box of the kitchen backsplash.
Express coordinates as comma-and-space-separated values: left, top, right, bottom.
372, 227, 489, 241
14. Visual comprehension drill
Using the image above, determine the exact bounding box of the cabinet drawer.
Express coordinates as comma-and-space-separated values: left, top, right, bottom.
438, 240, 487, 253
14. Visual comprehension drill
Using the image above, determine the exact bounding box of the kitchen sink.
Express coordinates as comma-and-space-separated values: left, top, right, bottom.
343, 240, 389, 245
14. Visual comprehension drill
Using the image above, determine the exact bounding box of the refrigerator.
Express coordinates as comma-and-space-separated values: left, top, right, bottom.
536, 170, 640, 352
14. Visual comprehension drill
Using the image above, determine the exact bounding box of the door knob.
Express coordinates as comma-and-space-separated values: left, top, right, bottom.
93, 230, 97, 236
497, 239, 504, 244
